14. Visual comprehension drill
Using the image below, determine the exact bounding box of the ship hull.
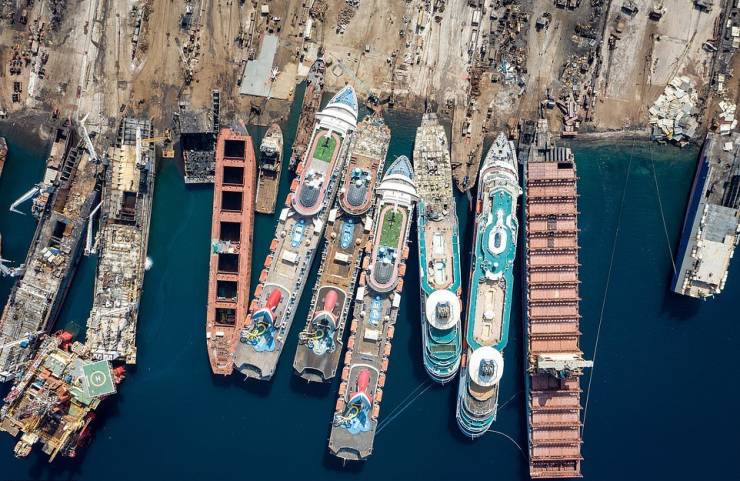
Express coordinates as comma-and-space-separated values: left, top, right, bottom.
206, 129, 256, 375
255, 124, 283, 215
294, 116, 390, 382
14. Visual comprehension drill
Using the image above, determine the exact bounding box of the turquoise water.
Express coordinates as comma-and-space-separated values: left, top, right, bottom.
1, 111, 739, 480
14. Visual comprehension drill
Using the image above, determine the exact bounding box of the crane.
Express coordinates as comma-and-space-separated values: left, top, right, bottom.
141, 129, 175, 158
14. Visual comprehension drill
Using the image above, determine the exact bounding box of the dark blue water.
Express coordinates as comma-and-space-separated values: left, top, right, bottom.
1, 112, 738, 481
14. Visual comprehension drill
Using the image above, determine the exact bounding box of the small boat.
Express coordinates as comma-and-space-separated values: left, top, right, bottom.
255, 124, 283, 214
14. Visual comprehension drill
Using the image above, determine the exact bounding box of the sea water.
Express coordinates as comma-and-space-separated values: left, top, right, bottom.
0, 111, 737, 480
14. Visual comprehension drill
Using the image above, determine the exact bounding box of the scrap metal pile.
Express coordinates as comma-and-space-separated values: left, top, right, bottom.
336, 0, 360, 33
649, 76, 700, 144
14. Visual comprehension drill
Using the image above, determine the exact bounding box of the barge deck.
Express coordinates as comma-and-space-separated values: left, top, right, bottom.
206, 126, 256, 375
255, 123, 283, 214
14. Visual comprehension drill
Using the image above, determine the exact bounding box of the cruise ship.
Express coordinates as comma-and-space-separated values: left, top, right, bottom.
234, 86, 358, 380
328, 156, 418, 461
413, 113, 462, 383
293, 115, 391, 382
456, 133, 520, 438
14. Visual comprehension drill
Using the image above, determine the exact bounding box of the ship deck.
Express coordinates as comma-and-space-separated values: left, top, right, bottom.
255, 127, 282, 214
235, 131, 350, 380
293, 129, 342, 216
467, 188, 517, 352
524, 133, 586, 478
206, 130, 255, 375
289, 63, 324, 171
86, 118, 156, 364
0, 142, 98, 381
294, 120, 389, 382
329, 192, 414, 460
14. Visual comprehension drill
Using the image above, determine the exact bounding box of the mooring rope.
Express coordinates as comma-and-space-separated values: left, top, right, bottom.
377, 381, 434, 434
582, 139, 637, 436
648, 142, 677, 274
488, 430, 526, 457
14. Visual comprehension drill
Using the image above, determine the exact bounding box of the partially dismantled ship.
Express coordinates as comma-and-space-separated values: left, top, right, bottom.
85, 118, 157, 364
0, 332, 123, 461
234, 85, 358, 380
255, 123, 283, 214
329, 156, 418, 461
0, 129, 98, 382
672, 132, 740, 298
456, 133, 520, 438
522, 119, 592, 478
293, 114, 391, 382
206, 126, 256, 375
413, 113, 462, 384
0, 136, 7, 178
289, 59, 326, 172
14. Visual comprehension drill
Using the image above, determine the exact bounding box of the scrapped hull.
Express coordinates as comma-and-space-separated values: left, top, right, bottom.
86, 118, 157, 364
329, 156, 418, 461
235, 86, 359, 380
294, 116, 390, 382
255, 123, 283, 214
0, 132, 99, 381
290, 59, 326, 171
206, 128, 256, 375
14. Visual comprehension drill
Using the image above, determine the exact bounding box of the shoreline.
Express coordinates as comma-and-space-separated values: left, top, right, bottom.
0, 110, 55, 147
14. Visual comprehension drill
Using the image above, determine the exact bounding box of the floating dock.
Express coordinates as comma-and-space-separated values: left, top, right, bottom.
414, 113, 463, 384
456, 133, 520, 437
673, 132, 740, 298
206, 126, 256, 375
85, 118, 157, 363
293, 114, 391, 382
234, 86, 358, 380
0, 332, 122, 461
328, 156, 418, 461
0, 130, 98, 382
289, 59, 325, 172
522, 119, 592, 478
255, 123, 283, 214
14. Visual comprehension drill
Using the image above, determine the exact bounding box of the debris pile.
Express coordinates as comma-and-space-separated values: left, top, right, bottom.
716, 100, 737, 136
49, 0, 67, 31
336, 0, 360, 33
309, 0, 328, 21
648, 76, 700, 143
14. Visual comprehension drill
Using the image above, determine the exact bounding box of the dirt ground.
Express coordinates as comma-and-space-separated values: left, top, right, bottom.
593, 0, 721, 130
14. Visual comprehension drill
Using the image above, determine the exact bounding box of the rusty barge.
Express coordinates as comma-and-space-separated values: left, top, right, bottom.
522, 119, 592, 478
255, 123, 283, 214
206, 126, 256, 375
289, 59, 325, 172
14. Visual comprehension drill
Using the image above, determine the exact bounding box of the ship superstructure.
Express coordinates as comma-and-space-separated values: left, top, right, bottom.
234, 86, 358, 380
206, 127, 256, 375
413, 113, 462, 384
0, 130, 98, 382
329, 156, 418, 461
85, 118, 157, 363
0, 332, 122, 461
290, 59, 326, 171
673, 132, 740, 298
522, 119, 592, 478
456, 133, 520, 438
293, 115, 391, 382
255, 123, 283, 214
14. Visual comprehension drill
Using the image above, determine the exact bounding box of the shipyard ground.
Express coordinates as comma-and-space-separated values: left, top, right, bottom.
1, 1, 727, 158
